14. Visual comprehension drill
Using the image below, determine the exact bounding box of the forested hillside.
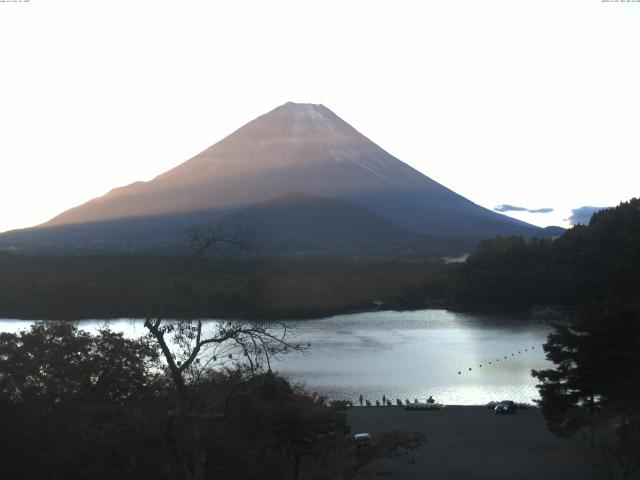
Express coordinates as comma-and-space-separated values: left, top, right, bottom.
0, 254, 445, 319
451, 198, 640, 308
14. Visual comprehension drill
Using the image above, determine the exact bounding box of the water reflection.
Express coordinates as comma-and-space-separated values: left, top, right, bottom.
0, 309, 553, 405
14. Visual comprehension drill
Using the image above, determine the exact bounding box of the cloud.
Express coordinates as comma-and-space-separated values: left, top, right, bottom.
494, 204, 554, 214
565, 206, 609, 226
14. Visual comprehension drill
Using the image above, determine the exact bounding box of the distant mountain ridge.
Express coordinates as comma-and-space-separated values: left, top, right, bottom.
0, 102, 557, 254
0, 193, 473, 257
217, 192, 472, 256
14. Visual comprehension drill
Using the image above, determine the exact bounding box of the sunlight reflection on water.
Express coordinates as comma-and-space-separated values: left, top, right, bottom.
0, 309, 553, 405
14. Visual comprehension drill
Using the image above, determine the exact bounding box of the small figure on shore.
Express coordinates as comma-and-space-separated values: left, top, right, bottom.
427, 395, 435, 404
382, 394, 386, 404
375, 400, 381, 407
405, 399, 410, 405
359, 394, 363, 406
366, 400, 372, 407
396, 398, 402, 406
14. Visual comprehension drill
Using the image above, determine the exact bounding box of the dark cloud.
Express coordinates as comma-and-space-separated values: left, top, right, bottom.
565, 206, 609, 226
529, 207, 554, 214
494, 204, 527, 212
494, 204, 554, 214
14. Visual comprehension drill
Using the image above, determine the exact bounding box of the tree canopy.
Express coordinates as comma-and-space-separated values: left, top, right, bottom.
532, 299, 640, 437
453, 198, 640, 308
0, 322, 423, 479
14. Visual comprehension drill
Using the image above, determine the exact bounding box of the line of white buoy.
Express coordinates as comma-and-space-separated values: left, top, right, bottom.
457, 345, 536, 375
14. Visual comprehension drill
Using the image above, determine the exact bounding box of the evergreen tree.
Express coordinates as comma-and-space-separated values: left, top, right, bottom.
532, 298, 640, 437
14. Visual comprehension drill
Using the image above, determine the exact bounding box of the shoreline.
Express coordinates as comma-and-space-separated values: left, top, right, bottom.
0, 303, 571, 322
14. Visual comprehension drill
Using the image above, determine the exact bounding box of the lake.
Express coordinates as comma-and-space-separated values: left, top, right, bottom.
0, 309, 554, 405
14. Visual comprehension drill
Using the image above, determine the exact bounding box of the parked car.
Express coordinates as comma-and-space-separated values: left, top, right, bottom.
354, 433, 372, 446
494, 400, 516, 414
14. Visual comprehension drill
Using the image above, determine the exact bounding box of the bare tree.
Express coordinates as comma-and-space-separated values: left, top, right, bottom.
139, 227, 304, 480
144, 315, 301, 407
141, 227, 301, 395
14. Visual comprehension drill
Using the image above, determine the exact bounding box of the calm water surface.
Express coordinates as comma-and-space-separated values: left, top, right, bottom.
0, 309, 554, 405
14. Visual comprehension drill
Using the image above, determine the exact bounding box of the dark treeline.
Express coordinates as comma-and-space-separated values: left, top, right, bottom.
392, 198, 640, 311
450, 198, 640, 308
0, 254, 448, 319
1, 198, 639, 320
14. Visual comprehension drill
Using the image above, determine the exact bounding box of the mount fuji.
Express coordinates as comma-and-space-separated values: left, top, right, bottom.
1, 102, 552, 255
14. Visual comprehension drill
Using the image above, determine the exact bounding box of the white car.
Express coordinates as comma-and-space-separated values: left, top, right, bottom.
354, 433, 372, 446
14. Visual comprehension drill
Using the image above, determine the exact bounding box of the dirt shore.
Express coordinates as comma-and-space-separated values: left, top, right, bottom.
346, 406, 603, 480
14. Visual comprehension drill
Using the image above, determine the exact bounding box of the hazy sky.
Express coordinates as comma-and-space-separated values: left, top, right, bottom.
1, 0, 639, 233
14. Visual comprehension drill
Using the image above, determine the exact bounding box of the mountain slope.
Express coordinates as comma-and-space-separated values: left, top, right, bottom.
217, 192, 471, 255
40, 102, 540, 239
0, 193, 473, 256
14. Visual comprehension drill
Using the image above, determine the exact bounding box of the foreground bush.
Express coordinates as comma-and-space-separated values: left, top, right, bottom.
0, 323, 424, 479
